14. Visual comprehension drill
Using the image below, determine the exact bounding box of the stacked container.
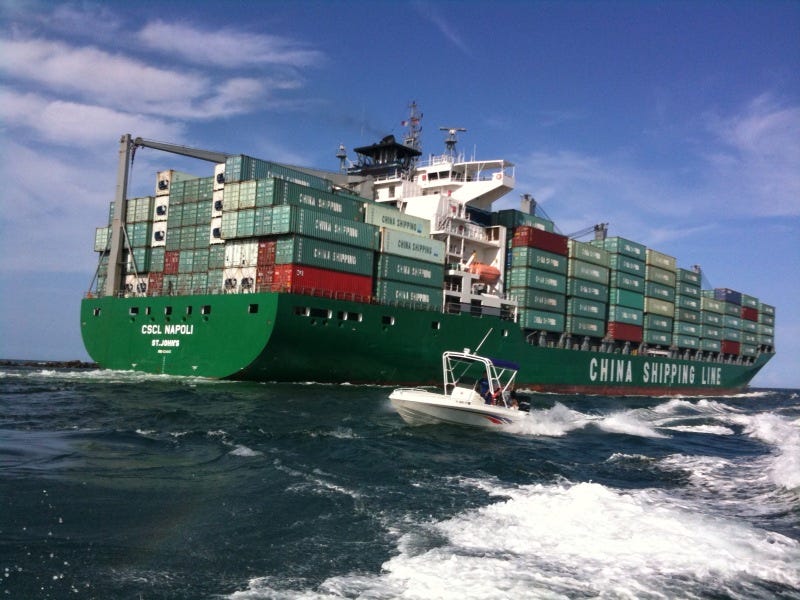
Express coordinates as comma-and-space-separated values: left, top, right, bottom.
643, 249, 677, 348
509, 226, 569, 333
758, 303, 775, 352
739, 293, 760, 358
597, 237, 646, 343
699, 291, 724, 353
715, 288, 744, 356
672, 267, 700, 352
564, 239, 610, 342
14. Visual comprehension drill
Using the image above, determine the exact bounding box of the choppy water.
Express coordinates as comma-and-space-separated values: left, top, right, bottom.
1, 366, 798, 599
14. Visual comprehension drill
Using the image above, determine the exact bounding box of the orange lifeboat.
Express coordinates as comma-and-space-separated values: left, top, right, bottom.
468, 262, 501, 284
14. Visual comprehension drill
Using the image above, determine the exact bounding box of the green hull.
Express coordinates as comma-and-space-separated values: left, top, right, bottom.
81, 292, 771, 395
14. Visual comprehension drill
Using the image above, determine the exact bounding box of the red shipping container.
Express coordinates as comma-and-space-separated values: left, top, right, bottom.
258, 239, 276, 266
740, 306, 758, 322
164, 250, 180, 275
148, 272, 164, 296
256, 266, 275, 290
721, 340, 741, 355
606, 321, 643, 343
512, 226, 569, 256
270, 264, 372, 300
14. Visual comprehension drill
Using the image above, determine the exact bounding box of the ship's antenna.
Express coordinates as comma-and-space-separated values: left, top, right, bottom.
402, 101, 423, 153
439, 126, 466, 158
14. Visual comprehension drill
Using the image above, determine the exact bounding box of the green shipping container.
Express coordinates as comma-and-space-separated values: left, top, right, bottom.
567, 279, 609, 302
566, 316, 605, 337
507, 268, 566, 293
512, 247, 568, 274
609, 272, 644, 293
674, 335, 699, 349
700, 325, 722, 340
700, 338, 721, 352
365, 203, 429, 236
268, 206, 378, 250
380, 228, 445, 264
741, 294, 759, 309
644, 330, 672, 346
376, 254, 445, 287
492, 209, 555, 232
723, 315, 742, 329
518, 309, 565, 332
722, 328, 741, 341
566, 297, 606, 320
674, 321, 700, 336
568, 239, 610, 267
741, 344, 758, 357
275, 236, 374, 276
598, 237, 646, 260
150, 247, 165, 272
375, 280, 442, 310
675, 308, 700, 323
676, 281, 700, 297
510, 289, 566, 313
644, 314, 673, 332
608, 305, 643, 325
759, 303, 775, 317
677, 268, 701, 285
676, 294, 701, 311
702, 311, 723, 326
645, 281, 675, 302
609, 254, 645, 277
94, 227, 110, 252
568, 259, 609, 284
609, 288, 644, 310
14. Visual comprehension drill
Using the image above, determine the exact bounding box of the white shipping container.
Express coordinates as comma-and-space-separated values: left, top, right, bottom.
224, 239, 258, 267
365, 203, 430, 236
151, 223, 167, 248
213, 163, 226, 191
222, 266, 257, 293
209, 216, 224, 245
380, 229, 445, 264
153, 197, 169, 222
155, 170, 197, 197
212, 189, 224, 218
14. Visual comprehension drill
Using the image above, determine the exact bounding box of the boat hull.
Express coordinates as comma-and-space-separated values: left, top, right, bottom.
389, 389, 524, 427
81, 291, 772, 395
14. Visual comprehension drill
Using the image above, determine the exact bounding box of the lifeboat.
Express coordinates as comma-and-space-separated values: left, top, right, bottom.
469, 262, 501, 284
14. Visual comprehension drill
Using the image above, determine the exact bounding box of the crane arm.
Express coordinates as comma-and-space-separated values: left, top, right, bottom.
132, 137, 229, 164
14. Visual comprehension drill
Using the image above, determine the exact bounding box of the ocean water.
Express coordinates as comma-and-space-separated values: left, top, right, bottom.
1, 366, 798, 599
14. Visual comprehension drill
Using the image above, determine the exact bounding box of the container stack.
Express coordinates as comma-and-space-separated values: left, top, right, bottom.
758, 303, 775, 352
565, 239, 610, 344
715, 288, 744, 356
699, 289, 724, 354
599, 237, 646, 345
508, 226, 569, 334
739, 294, 760, 359
672, 266, 701, 353
643, 250, 677, 349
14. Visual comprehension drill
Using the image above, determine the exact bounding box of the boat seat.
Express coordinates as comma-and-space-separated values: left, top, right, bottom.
451, 386, 483, 404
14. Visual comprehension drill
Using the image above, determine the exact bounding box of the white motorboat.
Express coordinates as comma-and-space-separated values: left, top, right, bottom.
389, 350, 531, 428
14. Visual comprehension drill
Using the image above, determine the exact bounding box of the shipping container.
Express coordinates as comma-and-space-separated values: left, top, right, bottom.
643, 297, 674, 317
722, 328, 742, 342
740, 294, 759, 309
759, 302, 775, 317
567, 239, 610, 267
740, 306, 758, 322
700, 325, 722, 340
645, 265, 677, 287
607, 322, 643, 343
644, 314, 673, 332
609, 272, 645, 293
676, 295, 700, 311
741, 320, 758, 333
164, 250, 180, 275
597, 236, 646, 260
257, 239, 277, 267
609, 254, 645, 277
644, 330, 672, 346
149, 247, 165, 272
365, 203, 429, 236
510, 288, 566, 313
518, 309, 565, 332
380, 228, 446, 264
675, 308, 700, 323
147, 272, 164, 295
275, 236, 374, 276
645, 281, 676, 302
723, 314, 742, 329
608, 305, 643, 326
674, 335, 699, 349
507, 268, 567, 293
512, 226, 568, 256
94, 227, 110, 252
376, 254, 445, 287
567, 259, 609, 284
155, 170, 197, 197
701, 296, 724, 314
224, 155, 333, 191
512, 247, 568, 274
674, 321, 700, 337
676, 268, 701, 286
566, 297, 606, 320
714, 288, 742, 305
645, 248, 677, 272
492, 209, 555, 232
375, 280, 442, 310
271, 264, 372, 300
676, 281, 700, 298
566, 316, 605, 337
608, 288, 644, 310
567, 279, 609, 302
721, 340, 741, 355
699, 339, 721, 352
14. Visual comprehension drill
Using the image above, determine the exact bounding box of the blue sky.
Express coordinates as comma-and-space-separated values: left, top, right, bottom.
1, 1, 798, 388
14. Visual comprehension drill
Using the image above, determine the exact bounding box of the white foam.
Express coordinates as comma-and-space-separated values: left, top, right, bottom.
228, 480, 800, 599
506, 402, 596, 437
595, 410, 669, 438
662, 424, 735, 435
229, 445, 262, 457
738, 412, 800, 490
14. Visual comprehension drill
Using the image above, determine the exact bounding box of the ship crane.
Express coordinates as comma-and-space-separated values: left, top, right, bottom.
567, 223, 609, 241
105, 135, 231, 297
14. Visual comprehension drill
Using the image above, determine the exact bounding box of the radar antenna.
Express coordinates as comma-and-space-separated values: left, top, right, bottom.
439, 126, 467, 157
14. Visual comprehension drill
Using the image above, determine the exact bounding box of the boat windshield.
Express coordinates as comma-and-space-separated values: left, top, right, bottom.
442, 351, 519, 408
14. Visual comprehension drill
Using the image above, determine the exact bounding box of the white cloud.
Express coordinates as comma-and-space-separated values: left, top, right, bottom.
0, 36, 278, 120
137, 20, 324, 68
0, 88, 184, 146
413, 2, 471, 55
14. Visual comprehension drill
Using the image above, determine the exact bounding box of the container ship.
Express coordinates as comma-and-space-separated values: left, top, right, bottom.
80, 105, 775, 395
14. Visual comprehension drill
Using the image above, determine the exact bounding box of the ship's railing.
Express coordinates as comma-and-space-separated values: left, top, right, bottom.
434, 216, 490, 242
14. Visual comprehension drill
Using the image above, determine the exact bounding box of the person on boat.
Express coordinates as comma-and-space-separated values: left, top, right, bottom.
479, 377, 492, 404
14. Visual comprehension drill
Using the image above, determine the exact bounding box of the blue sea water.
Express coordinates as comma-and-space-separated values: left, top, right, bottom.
0, 366, 798, 599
